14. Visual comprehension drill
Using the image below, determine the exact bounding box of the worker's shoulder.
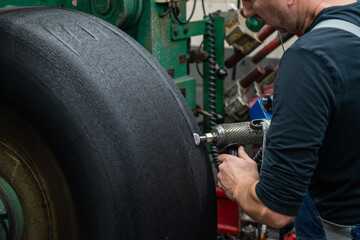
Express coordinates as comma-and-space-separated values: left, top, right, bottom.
285, 26, 359, 66
293, 1, 360, 55
291, 29, 345, 52
280, 34, 328, 66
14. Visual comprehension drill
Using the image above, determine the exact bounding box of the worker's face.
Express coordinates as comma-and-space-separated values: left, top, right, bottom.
242, 0, 291, 32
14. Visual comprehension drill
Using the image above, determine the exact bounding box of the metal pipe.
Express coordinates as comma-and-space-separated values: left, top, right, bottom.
257, 25, 276, 41
225, 40, 260, 68
255, 64, 273, 83
239, 66, 265, 88
251, 33, 293, 63
225, 51, 246, 68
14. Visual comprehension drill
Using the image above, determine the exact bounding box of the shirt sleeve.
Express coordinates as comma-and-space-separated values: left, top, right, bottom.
255, 46, 337, 216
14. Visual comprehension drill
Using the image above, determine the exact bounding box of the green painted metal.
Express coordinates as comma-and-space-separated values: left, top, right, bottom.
126, 1, 187, 78
203, 15, 225, 132
0, 198, 7, 240
246, 17, 265, 32
0, 0, 63, 8
170, 14, 227, 126
171, 20, 206, 41
0, 0, 143, 29
125, 1, 199, 108
65, 0, 143, 28
174, 76, 196, 109
0, 177, 24, 239
91, 0, 143, 28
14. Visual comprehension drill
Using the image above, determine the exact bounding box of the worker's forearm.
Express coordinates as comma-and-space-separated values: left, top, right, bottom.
234, 180, 295, 229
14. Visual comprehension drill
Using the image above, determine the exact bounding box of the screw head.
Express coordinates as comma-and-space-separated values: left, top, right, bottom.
193, 133, 201, 146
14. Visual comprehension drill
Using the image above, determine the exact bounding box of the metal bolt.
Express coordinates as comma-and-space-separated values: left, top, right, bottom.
193, 133, 201, 146
193, 133, 214, 146
184, 28, 188, 34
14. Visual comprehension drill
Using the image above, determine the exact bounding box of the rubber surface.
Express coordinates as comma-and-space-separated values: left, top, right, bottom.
0, 7, 217, 239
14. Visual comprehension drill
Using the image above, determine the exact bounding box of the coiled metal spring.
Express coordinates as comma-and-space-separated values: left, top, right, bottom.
206, 15, 220, 170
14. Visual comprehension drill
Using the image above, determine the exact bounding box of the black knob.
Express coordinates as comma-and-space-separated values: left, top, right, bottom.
214, 113, 224, 124
216, 68, 228, 80
262, 95, 273, 113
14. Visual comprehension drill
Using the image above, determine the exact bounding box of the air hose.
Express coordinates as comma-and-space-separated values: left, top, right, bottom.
205, 14, 221, 171
171, 0, 197, 25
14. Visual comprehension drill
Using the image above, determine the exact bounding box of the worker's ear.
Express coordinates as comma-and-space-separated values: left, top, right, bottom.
287, 0, 296, 6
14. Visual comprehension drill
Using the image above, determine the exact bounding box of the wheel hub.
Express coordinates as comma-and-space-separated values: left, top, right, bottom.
0, 177, 24, 239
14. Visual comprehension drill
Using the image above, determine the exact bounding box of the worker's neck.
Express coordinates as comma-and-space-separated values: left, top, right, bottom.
299, 0, 357, 34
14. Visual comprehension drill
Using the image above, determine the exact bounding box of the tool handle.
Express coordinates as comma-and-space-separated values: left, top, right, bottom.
226, 145, 240, 156
222, 144, 262, 173
220, 143, 242, 156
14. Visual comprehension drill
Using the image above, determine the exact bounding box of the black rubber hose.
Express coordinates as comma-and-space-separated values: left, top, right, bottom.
202, 0, 207, 16
171, 0, 197, 25
159, 8, 170, 18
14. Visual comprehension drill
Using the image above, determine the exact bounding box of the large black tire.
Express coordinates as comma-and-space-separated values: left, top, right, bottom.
0, 7, 217, 239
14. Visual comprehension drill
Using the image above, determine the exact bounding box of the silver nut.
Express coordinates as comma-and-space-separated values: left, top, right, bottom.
205, 133, 214, 143
193, 133, 201, 146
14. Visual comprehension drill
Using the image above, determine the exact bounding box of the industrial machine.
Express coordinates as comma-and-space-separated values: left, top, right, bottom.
0, 0, 290, 239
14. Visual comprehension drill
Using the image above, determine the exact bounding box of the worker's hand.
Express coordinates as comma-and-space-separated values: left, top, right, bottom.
217, 146, 259, 201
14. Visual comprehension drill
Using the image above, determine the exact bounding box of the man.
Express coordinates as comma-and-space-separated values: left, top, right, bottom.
217, 0, 360, 239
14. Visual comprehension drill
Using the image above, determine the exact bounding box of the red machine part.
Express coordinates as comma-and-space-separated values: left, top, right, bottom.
257, 25, 276, 41
240, 65, 274, 88
256, 65, 274, 83
216, 188, 240, 236
284, 234, 297, 240
240, 66, 265, 88
251, 33, 294, 63
225, 51, 247, 68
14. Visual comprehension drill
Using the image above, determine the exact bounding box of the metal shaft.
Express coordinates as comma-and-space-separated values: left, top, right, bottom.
194, 119, 270, 149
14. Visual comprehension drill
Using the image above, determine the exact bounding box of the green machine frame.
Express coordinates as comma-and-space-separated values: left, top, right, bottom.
0, 0, 226, 132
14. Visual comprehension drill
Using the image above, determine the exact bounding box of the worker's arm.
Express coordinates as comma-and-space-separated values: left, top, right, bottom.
217, 146, 295, 229
218, 46, 337, 227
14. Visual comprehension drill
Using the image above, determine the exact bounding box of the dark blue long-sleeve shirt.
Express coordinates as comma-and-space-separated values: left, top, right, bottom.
255, 2, 360, 225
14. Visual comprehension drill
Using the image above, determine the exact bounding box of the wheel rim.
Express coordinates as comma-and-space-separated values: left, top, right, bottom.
0, 177, 24, 239
0, 108, 78, 239
0, 140, 52, 239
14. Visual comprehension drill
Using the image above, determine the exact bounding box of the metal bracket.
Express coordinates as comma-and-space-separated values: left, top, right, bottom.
171, 20, 206, 41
